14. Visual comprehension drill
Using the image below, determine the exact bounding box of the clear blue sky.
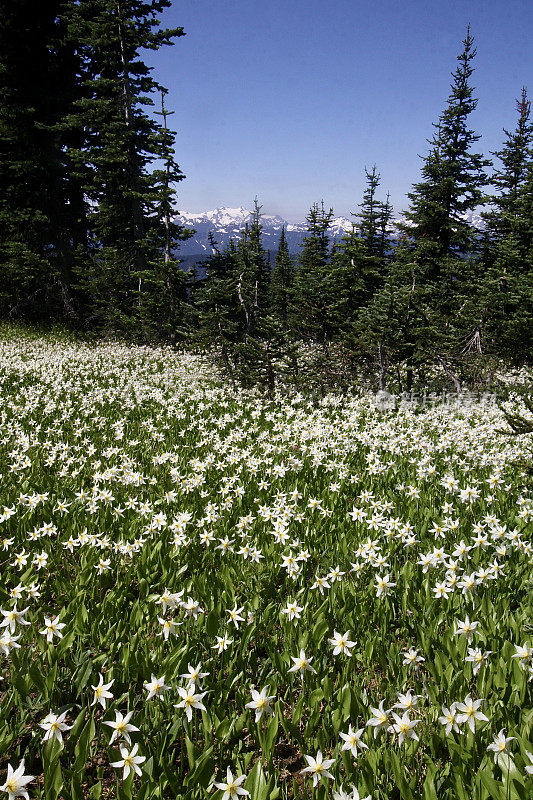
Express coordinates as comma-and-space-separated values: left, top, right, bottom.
147, 0, 532, 222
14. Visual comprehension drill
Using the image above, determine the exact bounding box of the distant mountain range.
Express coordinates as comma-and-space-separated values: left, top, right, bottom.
173, 206, 485, 266
174, 206, 355, 260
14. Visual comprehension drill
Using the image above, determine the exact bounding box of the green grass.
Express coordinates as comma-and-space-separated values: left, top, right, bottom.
0, 328, 532, 800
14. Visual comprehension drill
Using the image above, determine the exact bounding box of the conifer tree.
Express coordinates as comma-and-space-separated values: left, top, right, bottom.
245, 199, 271, 319
0, 0, 79, 319
354, 167, 391, 295
484, 88, 532, 246
356, 166, 382, 255
136, 89, 194, 341
225, 200, 271, 337
195, 236, 242, 376
475, 89, 533, 360
391, 27, 490, 378
322, 171, 392, 365
270, 226, 294, 325
62, 0, 188, 335
520, 147, 533, 270
324, 231, 364, 342
232, 201, 296, 390
291, 202, 334, 341
0, 0, 190, 334
196, 212, 292, 390
378, 192, 394, 259
402, 27, 490, 261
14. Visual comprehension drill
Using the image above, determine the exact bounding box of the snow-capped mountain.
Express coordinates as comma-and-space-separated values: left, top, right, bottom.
174, 206, 355, 258
398, 211, 486, 230
174, 206, 485, 262
462, 212, 485, 229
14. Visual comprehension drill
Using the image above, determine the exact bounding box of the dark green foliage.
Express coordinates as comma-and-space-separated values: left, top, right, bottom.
484, 89, 532, 242
355, 166, 393, 260
402, 27, 490, 261
290, 202, 334, 341
320, 169, 393, 377
475, 89, 533, 361
376, 27, 491, 383
195, 207, 294, 391
0, 0, 190, 338
0, 0, 80, 319
503, 391, 533, 435
64, 0, 189, 336
269, 227, 294, 325
194, 237, 242, 363
234, 199, 272, 333
234, 315, 297, 395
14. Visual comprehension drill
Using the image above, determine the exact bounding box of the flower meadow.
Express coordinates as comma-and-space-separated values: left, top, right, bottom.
1, 330, 532, 800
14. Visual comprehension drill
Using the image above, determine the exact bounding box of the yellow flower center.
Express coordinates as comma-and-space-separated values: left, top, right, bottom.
399, 722, 410, 734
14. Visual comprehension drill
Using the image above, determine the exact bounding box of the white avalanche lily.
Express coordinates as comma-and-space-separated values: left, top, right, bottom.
175, 683, 207, 721
487, 729, 516, 768
300, 750, 335, 786
0, 760, 34, 800
288, 649, 316, 676
39, 710, 72, 746
111, 743, 146, 779
91, 673, 114, 709
245, 686, 275, 721
213, 767, 249, 800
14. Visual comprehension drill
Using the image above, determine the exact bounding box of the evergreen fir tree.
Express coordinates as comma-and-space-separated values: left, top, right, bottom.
64, 0, 188, 335
378, 192, 394, 259
484, 88, 532, 246
231, 201, 294, 389
0, 0, 190, 334
392, 26, 491, 378
226, 200, 271, 337
137, 89, 194, 341
245, 198, 271, 320
475, 89, 533, 360
323, 171, 392, 367
324, 231, 364, 342
402, 27, 490, 261
356, 166, 382, 255
0, 0, 80, 319
270, 226, 294, 325
291, 201, 334, 341
194, 236, 243, 376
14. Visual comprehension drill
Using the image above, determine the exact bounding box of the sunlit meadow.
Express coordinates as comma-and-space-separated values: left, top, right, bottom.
0, 328, 532, 800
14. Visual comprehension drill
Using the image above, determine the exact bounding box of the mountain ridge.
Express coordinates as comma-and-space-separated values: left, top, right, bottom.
174, 206, 354, 257
174, 206, 484, 260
